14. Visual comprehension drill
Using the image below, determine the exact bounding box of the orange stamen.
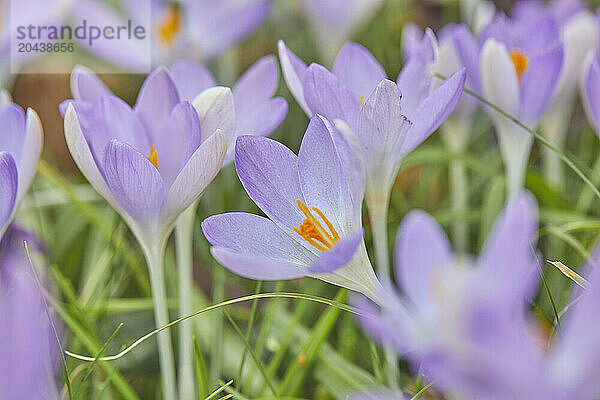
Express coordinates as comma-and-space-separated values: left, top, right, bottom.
293, 199, 340, 251
509, 49, 529, 83
360, 95, 365, 108
147, 145, 158, 170
157, 6, 180, 46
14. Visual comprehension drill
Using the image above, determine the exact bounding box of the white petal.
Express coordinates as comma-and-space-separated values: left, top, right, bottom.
480, 39, 520, 119
0, 90, 12, 107
278, 40, 312, 116
15, 109, 43, 204
191, 86, 236, 151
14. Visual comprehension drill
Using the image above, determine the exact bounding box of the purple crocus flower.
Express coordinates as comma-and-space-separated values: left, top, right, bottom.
62, 67, 228, 254
353, 192, 539, 397
512, 0, 598, 186
583, 54, 600, 135
278, 39, 465, 224
202, 114, 384, 304
71, 0, 271, 70
64, 56, 287, 164
0, 226, 58, 400
300, 0, 384, 62
0, 93, 43, 240
479, 13, 564, 196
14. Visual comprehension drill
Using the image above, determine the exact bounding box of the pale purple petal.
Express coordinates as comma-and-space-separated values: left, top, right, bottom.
332, 42, 387, 99
210, 247, 308, 280
400, 68, 466, 155
0, 104, 25, 164
394, 210, 453, 308
0, 152, 17, 235
170, 60, 217, 102
191, 86, 235, 148
202, 212, 315, 265
155, 102, 202, 189
134, 67, 180, 144
70, 64, 112, 103
303, 63, 361, 130
234, 135, 305, 230
396, 58, 433, 117
16, 109, 43, 203
102, 139, 166, 221
309, 228, 363, 273
520, 44, 563, 123
584, 56, 600, 133
278, 40, 312, 116
298, 115, 346, 232
233, 55, 279, 122
234, 97, 288, 139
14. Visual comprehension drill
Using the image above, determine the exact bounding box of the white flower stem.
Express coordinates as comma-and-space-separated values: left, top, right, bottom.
145, 244, 178, 400
369, 198, 391, 278
175, 202, 199, 400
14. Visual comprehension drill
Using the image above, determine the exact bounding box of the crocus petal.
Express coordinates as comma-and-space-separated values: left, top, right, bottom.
394, 210, 453, 308
479, 192, 539, 304
234, 135, 306, 232
480, 39, 520, 118
520, 44, 563, 123
298, 115, 346, 232
70, 64, 111, 103
170, 60, 217, 102
332, 42, 387, 100
309, 228, 363, 273
202, 212, 315, 266
396, 58, 433, 117
0, 152, 17, 236
235, 97, 288, 139
0, 90, 12, 107
358, 79, 412, 189
583, 56, 600, 133
155, 102, 202, 189
278, 40, 312, 116
134, 67, 180, 144
16, 109, 43, 203
0, 104, 25, 163
210, 247, 308, 280
400, 68, 466, 155
161, 130, 226, 225
63, 104, 118, 207
303, 63, 361, 130
191, 86, 236, 146
102, 139, 166, 221
233, 55, 279, 122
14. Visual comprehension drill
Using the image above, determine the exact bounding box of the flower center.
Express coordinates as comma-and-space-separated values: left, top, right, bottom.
147, 144, 158, 170
360, 95, 365, 108
293, 199, 340, 251
157, 5, 180, 46
509, 49, 528, 83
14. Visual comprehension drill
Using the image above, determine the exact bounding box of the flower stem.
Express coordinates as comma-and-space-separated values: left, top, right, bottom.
449, 159, 468, 252
369, 199, 390, 278
175, 202, 199, 400
146, 245, 178, 400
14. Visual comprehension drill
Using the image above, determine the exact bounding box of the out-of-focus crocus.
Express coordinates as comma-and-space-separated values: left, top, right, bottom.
353, 192, 539, 399
0, 91, 43, 240
279, 38, 465, 275
479, 14, 563, 197
513, 0, 598, 187
583, 54, 600, 135
64, 56, 287, 164
460, 0, 495, 34
72, 0, 271, 70
202, 114, 384, 304
300, 0, 384, 63
63, 67, 228, 400
0, 226, 58, 400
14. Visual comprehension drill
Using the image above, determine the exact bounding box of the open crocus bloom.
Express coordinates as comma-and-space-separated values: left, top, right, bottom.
353, 193, 540, 397
202, 114, 383, 304
479, 14, 563, 196
0, 92, 43, 239
69, 0, 271, 70
278, 39, 465, 209
63, 68, 228, 252
63, 56, 287, 165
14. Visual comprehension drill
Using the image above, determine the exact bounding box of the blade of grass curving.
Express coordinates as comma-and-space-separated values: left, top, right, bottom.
541, 226, 589, 260
533, 249, 561, 329
434, 73, 600, 202
65, 292, 357, 362
547, 261, 589, 289
224, 310, 278, 397
411, 382, 435, 400
24, 242, 73, 400
205, 380, 234, 400
237, 280, 262, 393
78, 322, 124, 390
193, 336, 210, 399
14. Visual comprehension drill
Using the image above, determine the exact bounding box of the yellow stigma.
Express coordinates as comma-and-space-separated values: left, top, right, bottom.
509, 49, 529, 83
293, 199, 340, 251
157, 5, 180, 45
147, 145, 158, 170
360, 95, 365, 108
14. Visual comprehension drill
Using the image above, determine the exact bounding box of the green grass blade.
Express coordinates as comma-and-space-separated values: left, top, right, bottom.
193, 335, 211, 399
